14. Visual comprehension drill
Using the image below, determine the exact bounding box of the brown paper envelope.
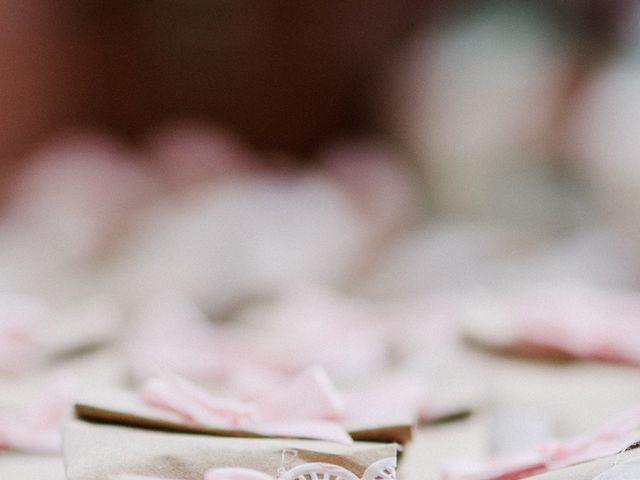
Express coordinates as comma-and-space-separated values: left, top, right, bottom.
63, 419, 398, 480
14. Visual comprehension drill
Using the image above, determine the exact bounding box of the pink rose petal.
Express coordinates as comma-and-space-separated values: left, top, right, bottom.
140, 374, 256, 428
258, 366, 345, 421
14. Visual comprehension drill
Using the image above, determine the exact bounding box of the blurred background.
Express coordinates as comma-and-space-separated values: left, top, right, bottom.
2, 0, 640, 291
4, 1, 640, 477
0, 0, 637, 227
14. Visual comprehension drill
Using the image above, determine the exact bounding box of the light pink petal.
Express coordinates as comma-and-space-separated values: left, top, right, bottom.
3, 428, 62, 454
140, 374, 256, 428
140, 377, 215, 426
258, 366, 345, 421
165, 374, 257, 425
224, 366, 287, 402
345, 376, 427, 427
